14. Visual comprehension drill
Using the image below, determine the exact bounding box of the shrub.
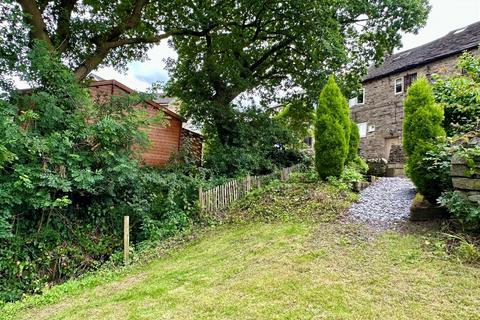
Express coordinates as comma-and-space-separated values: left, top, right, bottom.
403, 78, 446, 202
275, 100, 315, 149
433, 52, 480, 136
314, 76, 350, 179
0, 43, 203, 302
203, 107, 300, 177
439, 191, 480, 230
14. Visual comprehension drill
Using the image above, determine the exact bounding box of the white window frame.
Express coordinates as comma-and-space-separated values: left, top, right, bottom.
367, 124, 375, 133
356, 88, 365, 105
394, 77, 404, 94
348, 88, 365, 107
357, 122, 367, 138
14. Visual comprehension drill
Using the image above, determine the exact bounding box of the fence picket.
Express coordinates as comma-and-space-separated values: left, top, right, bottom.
198, 164, 299, 215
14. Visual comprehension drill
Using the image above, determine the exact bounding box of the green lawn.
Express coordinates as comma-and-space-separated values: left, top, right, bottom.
5, 182, 480, 319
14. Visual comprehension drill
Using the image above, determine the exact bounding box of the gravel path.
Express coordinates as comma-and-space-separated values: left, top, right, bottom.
348, 177, 416, 229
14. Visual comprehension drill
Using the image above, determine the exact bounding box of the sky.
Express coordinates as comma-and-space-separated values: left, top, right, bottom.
95, 0, 480, 91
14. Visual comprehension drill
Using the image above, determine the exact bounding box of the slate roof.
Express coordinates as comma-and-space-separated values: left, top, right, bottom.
364, 21, 480, 82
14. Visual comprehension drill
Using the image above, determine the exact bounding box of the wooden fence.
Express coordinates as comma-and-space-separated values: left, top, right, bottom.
199, 164, 301, 214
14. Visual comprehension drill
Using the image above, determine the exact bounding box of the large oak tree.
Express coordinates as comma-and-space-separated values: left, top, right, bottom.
163, 0, 430, 144
2, 0, 429, 146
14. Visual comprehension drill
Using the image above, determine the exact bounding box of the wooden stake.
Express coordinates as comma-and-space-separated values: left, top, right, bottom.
124, 215, 129, 265
199, 186, 203, 212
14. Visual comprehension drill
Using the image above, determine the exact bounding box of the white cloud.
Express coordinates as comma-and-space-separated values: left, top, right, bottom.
95, 41, 177, 91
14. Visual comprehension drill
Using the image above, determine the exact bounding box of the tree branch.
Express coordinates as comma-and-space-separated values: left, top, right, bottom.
249, 38, 293, 72
16, 0, 53, 48
54, 0, 78, 52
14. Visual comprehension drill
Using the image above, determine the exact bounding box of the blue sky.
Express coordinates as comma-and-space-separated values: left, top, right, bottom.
97, 0, 480, 91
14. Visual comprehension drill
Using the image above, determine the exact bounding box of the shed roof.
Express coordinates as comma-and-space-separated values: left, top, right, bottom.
89, 80, 182, 121
364, 21, 480, 82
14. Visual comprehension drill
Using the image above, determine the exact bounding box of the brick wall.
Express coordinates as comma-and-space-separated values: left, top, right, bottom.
89, 81, 182, 167
350, 49, 479, 160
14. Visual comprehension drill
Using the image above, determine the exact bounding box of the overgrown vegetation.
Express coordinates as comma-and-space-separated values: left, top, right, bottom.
433, 51, 480, 136
3, 177, 479, 320
438, 191, 480, 230
426, 52, 480, 230
202, 108, 307, 177
0, 43, 204, 302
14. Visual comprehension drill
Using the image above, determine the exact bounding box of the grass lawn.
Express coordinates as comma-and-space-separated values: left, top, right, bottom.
4, 182, 480, 319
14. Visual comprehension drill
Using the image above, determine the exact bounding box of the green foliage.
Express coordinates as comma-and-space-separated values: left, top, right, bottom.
276, 100, 315, 149
403, 78, 446, 202
315, 115, 347, 179
203, 108, 303, 177
318, 76, 351, 145
165, 0, 429, 140
433, 52, 480, 136
347, 120, 360, 163
0, 0, 193, 80
0, 43, 202, 302
349, 156, 369, 175
439, 191, 480, 230
314, 76, 349, 179
327, 163, 365, 192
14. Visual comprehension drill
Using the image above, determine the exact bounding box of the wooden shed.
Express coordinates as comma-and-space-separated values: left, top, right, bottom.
89, 80, 202, 167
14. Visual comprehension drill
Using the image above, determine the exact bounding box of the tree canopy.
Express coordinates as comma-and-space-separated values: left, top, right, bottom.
1, 0, 207, 80
164, 0, 430, 143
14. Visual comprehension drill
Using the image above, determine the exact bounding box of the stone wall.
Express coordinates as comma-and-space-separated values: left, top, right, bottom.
350, 49, 479, 160
450, 148, 480, 206
366, 158, 388, 176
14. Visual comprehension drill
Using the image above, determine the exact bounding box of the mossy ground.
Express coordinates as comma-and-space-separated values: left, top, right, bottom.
4, 181, 480, 320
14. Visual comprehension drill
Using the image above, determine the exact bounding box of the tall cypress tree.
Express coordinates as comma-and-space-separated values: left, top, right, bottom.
403, 78, 446, 201
314, 76, 350, 179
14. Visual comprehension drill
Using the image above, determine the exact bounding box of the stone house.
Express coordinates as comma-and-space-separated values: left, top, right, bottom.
349, 21, 480, 174
89, 80, 203, 167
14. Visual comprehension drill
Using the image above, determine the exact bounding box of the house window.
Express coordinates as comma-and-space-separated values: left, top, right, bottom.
357, 122, 367, 138
348, 88, 365, 107
357, 88, 365, 104
394, 78, 403, 94
367, 124, 375, 133
404, 73, 417, 91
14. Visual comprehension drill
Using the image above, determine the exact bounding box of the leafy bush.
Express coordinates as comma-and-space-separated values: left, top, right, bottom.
327, 163, 365, 192
0, 43, 204, 302
439, 191, 480, 230
315, 76, 350, 179
275, 100, 315, 149
403, 78, 446, 202
203, 107, 302, 177
433, 51, 480, 136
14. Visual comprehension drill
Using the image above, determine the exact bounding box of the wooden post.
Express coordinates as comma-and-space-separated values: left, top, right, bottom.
199, 186, 203, 213
124, 216, 129, 265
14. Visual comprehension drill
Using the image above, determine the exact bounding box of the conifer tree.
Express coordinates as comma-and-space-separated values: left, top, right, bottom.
347, 120, 360, 163
403, 78, 446, 201
314, 76, 350, 179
